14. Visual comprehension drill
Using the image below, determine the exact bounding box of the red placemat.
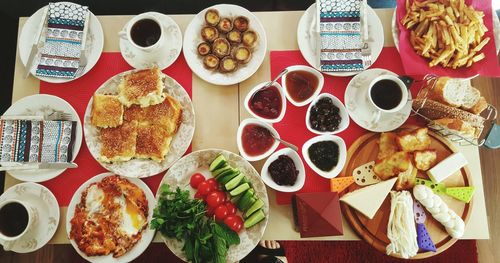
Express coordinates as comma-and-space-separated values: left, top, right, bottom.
39, 52, 192, 206
270, 47, 423, 205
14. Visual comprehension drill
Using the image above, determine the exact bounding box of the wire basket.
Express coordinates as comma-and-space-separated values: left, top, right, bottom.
410, 74, 498, 147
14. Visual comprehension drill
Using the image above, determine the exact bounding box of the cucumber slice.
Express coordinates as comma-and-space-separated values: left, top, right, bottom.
215, 168, 239, 182
230, 183, 250, 196
212, 165, 231, 178
241, 197, 256, 212
209, 154, 227, 172
225, 173, 244, 191
244, 209, 265, 229
218, 171, 240, 185
237, 189, 255, 211
244, 199, 264, 218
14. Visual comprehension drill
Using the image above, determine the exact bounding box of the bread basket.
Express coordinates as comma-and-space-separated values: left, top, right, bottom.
411, 75, 498, 148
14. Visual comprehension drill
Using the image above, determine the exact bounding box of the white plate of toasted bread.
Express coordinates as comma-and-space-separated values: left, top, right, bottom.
83, 68, 195, 178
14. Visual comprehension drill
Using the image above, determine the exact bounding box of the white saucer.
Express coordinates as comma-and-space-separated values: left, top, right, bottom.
2, 94, 83, 182
120, 12, 182, 70
19, 2, 104, 83
344, 68, 412, 132
297, 3, 384, 77
0, 183, 60, 253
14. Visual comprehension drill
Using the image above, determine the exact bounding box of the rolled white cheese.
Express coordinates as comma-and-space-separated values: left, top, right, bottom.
413, 185, 465, 238
427, 152, 468, 183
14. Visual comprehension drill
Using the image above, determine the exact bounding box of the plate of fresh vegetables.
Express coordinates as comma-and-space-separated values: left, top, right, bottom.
151, 149, 269, 262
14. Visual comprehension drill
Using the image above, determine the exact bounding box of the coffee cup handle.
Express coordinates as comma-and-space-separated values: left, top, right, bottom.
118, 30, 128, 40
371, 110, 381, 124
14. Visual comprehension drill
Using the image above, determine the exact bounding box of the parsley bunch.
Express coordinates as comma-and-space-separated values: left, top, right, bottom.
151, 184, 240, 263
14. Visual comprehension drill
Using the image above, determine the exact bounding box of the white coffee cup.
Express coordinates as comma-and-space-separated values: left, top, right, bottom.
0, 200, 38, 251
367, 74, 409, 123
119, 12, 165, 53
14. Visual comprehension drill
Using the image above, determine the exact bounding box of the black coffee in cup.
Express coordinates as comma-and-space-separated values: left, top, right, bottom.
370, 79, 403, 110
0, 202, 29, 237
130, 19, 162, 47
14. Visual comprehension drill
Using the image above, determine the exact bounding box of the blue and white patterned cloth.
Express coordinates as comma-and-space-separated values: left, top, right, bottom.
35, 2, 88, 79
317, 0, 369, 72
0, 120, 76, 163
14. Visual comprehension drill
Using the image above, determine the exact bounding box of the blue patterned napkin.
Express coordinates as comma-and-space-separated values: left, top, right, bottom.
35, 2, 88, 79
317, 0, 369, 72
0, 120, 76, 163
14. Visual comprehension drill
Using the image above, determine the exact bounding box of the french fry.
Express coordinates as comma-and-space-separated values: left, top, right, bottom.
473, 37, 490, 52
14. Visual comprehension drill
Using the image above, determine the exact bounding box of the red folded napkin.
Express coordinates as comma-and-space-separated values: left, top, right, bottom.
39, 52, 192, 206
396, 0, 500, 78
270, 48, 423, 205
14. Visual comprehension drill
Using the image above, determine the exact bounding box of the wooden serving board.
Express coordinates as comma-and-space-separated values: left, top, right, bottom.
339, 126, 472, 259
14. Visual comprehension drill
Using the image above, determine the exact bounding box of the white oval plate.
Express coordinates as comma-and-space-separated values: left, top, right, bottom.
0, 182, 59, 253
183, 4, 267, 86
158, 149, 269, 262
236, 118, 280, 162
2, 94, 83, 182
66, 172, 156, 263
243, 81, 287, 123
305, 93, 350, 135
302, 134, 347, 179
297, 3, 384, 77
261, 148, 305, 192
19, 2, 104, 83
84, 69, 195, 178
344, 68, 412, 132
120, 12, 183, 70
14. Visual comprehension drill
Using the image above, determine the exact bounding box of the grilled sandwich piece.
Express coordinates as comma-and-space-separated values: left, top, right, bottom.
99, 120, 138, 163
135, 124, 172, 162
396, 127, 431, 152
117, 67, 165, 108
413, 150, 438, 171
124, 94, 182, 135
373, 151, 411, 180
395, 162, 417, 191
90, 94, 124, 128
377, 132, 398, 160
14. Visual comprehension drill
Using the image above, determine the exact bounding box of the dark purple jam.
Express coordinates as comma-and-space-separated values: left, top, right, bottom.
248, 85, 282, 119
268, 155, 298, 186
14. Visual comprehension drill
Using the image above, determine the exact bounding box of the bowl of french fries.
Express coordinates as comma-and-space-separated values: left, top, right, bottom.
398, 0, 492, 69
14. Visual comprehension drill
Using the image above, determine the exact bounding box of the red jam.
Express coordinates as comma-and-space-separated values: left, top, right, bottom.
241, 124, 274, 156
285, 70, 319, 102
248, 85, 282, 119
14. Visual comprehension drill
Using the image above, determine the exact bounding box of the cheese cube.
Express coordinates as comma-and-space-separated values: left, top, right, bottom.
427, 152, 468, 183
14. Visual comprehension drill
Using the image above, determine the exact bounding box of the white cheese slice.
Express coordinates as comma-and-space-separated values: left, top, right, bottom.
340, 177, 397, 219
427, 152, 468, 183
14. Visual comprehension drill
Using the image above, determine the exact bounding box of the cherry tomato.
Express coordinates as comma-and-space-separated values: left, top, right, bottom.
206, 206, 215, 217
197, 181, 212, 196
190, 173, 206, 189
206, 191, 226, 208
225, 201, 237, 215
224, 215, 243, 233
206, 178, 220, 191
214, 204, 229, 221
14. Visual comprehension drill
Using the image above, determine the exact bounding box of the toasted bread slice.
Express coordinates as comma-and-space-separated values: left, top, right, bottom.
413, 150, 438, 171
118, 67, 165, 107
99, 121, 138, 163
90, 94, 124, 128
377, 132, 398, 160
396, 128, 431, 152
135, 125, 172, 162
124, 94, 182, 135
395, 162, 417, 191
373, 152, 411, 180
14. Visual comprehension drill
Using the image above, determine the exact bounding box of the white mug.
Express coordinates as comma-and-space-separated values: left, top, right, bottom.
0, 200, 39, 251
119, 12, 165, 53
367, 75, 409, 123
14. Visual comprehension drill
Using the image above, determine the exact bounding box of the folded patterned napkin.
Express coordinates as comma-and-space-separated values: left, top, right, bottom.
317, 0, 369, 72
35, 2, 88, 79
0, 120, 76, 163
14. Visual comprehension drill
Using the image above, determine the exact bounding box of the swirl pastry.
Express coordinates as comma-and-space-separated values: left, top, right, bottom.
413, 185, 465, 238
